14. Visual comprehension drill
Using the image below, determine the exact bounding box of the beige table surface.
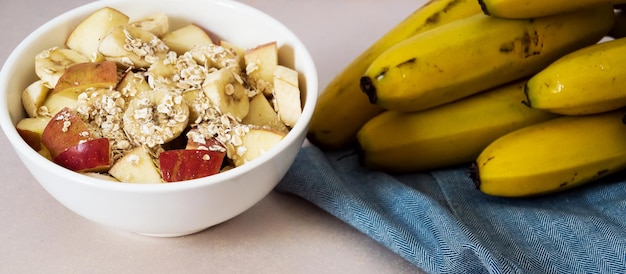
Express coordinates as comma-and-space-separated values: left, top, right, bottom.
0, 0, 427, 273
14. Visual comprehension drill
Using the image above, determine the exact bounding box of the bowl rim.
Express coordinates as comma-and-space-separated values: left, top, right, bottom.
0, 0, 318, 193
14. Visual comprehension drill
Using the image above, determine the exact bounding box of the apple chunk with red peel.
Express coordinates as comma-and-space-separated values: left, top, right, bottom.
116, 70, 151, 97
53, 138, 111, 172
53, 61, 118, 95
159, 149, 226, 182
16, 116, 52, 151
109, 146, 162, 183
232, 128, 286, 167
42, 107, 94, 159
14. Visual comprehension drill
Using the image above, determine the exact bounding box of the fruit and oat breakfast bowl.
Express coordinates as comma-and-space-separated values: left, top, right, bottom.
0, 0, 317, 236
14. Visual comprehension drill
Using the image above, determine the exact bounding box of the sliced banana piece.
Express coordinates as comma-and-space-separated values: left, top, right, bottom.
202, 68, 249, 121
189, 44, 241, 73
34, 47, 90, 88
22, 80, 51, 118
123, 90, 189, 148
129, 12, 169, 37
146, 54, 179, 90
98, 25, 168, 68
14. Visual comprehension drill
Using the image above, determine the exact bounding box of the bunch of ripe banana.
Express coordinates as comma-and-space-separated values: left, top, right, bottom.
308, 0, 626, 197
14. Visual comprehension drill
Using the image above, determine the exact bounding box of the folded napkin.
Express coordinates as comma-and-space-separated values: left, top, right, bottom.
275, 145, 626, 274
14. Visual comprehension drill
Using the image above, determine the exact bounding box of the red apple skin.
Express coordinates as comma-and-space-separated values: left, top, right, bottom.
53, 138, 111, 172
42, 107, 93, 159
159, 149, 225, 182
52, 61, 118, 94
18, 129, 43, 151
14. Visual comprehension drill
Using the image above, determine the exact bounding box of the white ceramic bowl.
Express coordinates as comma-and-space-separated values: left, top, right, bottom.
0, 0, 317, 237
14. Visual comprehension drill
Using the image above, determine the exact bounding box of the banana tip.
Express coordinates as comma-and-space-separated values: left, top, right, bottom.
477, 0, 490, 16
469, 162, 481, 189
359, 76, 378, 104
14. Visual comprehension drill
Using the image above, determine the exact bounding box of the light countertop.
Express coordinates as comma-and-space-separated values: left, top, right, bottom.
0, 0, 425, 273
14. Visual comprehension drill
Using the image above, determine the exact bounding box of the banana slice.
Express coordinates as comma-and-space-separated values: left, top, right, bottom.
189, 44, 241, 73
21, 80, 51, 118
34, 47, 90, 88
129, 12, 169, 37
202, 68, 249, 121
99, 25, 168, 68
123, 90, 189, 148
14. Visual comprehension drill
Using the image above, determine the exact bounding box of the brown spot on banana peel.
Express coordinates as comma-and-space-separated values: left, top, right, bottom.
420, 0, 465, 31
499, 30, 542, 58
521, 84, 532, 107
477, 0, 490, 16
360, 76, 378, 104
425, 13, 441, 26
396, 58, 416, 68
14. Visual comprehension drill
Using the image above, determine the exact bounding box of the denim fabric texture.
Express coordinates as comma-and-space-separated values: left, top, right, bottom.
275, 145, 626, 274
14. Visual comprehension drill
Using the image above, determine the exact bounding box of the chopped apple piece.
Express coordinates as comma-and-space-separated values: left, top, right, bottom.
22, 80, 51, 118
16, 116, 52, 151
42, 108, 94, 159
273, 76, 302, 127
35, 48, 90, 88
65, 7, 130, 61
244, 41, 278, 95
41, 89, 80, 117
116, 70, 151, 98
219, 40, 244, 67
274, 65, 298, 86
53, 138, 111, 172
129, 12, 169, 37
109, 146, 162, 183
53, 61, 118, 94
242, 94, 288, 133
232, 128, 286, 167
159, 149, 225, 182
161, 24, 213, 55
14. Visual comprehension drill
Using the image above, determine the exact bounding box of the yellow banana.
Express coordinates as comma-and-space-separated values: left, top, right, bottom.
357, 80, 559, 173
360, 5, 615, 113
524, 37, 626, 116
479, 0, 626, 19
307, 0, 482, 150
472, 110, 626, 197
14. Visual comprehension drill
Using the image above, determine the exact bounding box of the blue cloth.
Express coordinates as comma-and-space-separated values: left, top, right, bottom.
275, 145, 626, 274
